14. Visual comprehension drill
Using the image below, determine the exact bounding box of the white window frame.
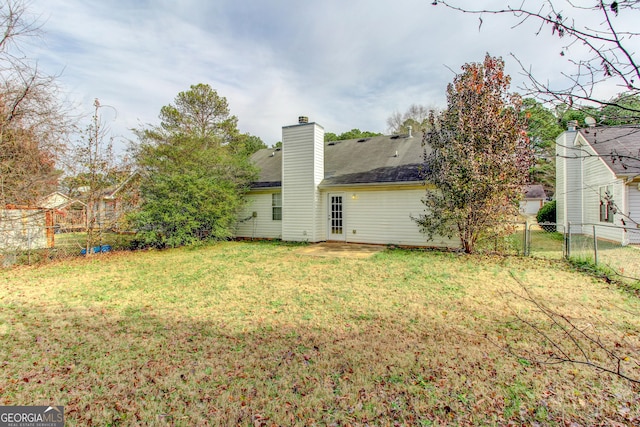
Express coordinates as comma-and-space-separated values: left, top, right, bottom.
272, 192, 282, 221
599, 185, 614, 223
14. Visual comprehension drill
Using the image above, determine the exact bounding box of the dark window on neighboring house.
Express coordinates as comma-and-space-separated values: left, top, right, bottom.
272, 193, 282, 221
599, 186, 614, 223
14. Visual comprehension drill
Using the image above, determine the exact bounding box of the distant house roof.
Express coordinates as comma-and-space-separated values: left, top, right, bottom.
103, 171, 140, 200
39, 192, 71, 209
578, 126, 640, 176
524, 184, 546, 199
39, 192, 85, 210
250, 133, 428, 189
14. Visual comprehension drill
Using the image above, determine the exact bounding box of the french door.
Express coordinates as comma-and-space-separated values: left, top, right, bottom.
328, 193, 346, 241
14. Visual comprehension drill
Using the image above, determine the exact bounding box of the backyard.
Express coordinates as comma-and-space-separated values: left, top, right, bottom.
0, 241, 639, 425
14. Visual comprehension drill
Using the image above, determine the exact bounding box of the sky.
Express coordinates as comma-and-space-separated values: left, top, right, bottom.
21, 0, 639, 150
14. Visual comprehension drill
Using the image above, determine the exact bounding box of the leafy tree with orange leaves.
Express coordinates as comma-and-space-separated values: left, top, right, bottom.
416, 54, 532, 253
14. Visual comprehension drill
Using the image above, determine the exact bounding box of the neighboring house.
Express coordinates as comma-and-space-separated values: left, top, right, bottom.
39, 191, 73, 209
235, 117, 457, 247
39, 192, 87, 230
556, 123, 640, 244
519, 184, 547, 216
83, 172, 140, 230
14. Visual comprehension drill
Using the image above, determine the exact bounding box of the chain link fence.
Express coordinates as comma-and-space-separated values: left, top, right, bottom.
1, 207, 135, 267
467, 220, 639, 284
475, 221, 528, 255
525, 221, 640, 283
527, 222, 567, 259
564, 223, 640, 282
3, 210, 638, 281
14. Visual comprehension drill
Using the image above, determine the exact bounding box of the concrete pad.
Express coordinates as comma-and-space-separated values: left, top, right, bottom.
295, 242, 385, 259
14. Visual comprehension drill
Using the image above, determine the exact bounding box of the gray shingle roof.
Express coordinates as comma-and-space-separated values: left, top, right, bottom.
578, 126, 640, 176
250, 133, 428, 188
250, 148, 284, 188
524, 184, 546, 199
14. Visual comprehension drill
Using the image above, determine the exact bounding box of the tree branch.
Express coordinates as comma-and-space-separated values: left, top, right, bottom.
504, 271, 640, 384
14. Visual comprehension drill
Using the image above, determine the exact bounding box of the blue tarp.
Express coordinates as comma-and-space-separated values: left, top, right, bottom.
80, 245, 112, 255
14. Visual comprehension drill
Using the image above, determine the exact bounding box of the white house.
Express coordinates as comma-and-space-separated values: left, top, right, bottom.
39, 192, 74, 209
556, 123, 640, 244
235, 117, 457, 247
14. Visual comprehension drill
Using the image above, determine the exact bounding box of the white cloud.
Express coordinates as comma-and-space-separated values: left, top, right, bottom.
23, 0, 640, 149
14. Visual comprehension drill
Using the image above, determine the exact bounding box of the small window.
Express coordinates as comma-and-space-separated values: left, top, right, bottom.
272, 193, 282, 221
599, 186, 614, 223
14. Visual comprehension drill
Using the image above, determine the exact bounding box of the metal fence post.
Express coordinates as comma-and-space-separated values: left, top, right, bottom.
524, 220, 528, 256
593, 225, 598, 265
567, 222, 571, 259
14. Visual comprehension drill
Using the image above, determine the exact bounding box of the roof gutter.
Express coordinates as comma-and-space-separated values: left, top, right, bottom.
318, 180, 426, 190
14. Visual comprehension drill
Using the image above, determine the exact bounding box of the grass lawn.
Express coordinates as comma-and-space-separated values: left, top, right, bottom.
1, 241, 639, 425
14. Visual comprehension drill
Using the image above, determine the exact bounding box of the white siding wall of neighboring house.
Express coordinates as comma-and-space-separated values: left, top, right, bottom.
557, 130, 633, 243
614, 180, 627, 244
556, 132, 567, 226
581, 138, 626, 242
328, 186, 457, 247
235, 192, 283, 239
281, 122, 324, 242
626, 184, 640, 244
565, 134, 584, 233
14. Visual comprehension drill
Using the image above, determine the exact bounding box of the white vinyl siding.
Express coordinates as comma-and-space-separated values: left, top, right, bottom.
281, 123, 324, 242
565, 136, 584, 232
556, 132, 567, 226
272, 193, 282, 221
627, 185, 640, 244
235, 192, 282, 239
580, 136, 625, 242
598, 186, 614, 223
557, 131, 628, 243
325, 187, 458, 247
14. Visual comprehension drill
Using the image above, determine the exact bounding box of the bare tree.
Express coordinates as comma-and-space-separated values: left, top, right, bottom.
0, 0, 71, 205
386, 104, 437, 134
432, 1, 640, 121
65, 99, 127, 255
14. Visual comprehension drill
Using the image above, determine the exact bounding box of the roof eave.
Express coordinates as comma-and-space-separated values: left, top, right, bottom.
318, 180, 425, 190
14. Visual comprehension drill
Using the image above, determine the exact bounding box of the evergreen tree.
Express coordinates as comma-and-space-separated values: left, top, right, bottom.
130, 84, 256, 248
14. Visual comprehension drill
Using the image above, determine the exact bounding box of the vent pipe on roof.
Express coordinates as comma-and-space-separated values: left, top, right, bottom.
298, 116, 309, 124
408, 125, 413, 138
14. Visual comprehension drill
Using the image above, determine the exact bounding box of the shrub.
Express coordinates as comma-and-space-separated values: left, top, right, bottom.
536, 200, 556, 232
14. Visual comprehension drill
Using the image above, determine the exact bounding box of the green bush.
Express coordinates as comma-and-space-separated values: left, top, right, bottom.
536, 200, 556, 232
